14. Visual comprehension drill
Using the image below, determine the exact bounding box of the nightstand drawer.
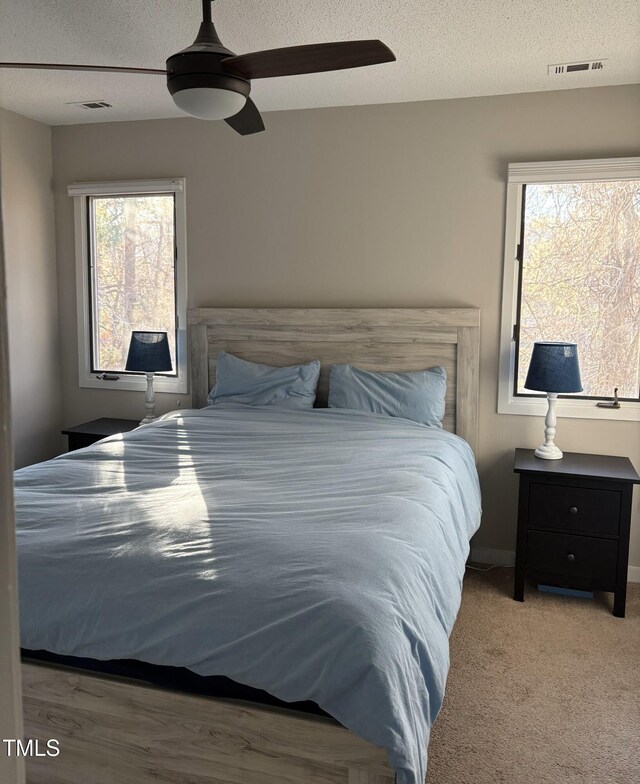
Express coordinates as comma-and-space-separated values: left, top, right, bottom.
514, 449, 640, 617
529, 483, 620, 536
527, 530, 618, 584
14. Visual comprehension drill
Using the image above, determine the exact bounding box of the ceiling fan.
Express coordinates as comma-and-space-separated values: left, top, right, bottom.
0, 0, 395, 136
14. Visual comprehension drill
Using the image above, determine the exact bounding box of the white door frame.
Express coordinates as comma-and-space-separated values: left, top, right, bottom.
0, 170, 25, 783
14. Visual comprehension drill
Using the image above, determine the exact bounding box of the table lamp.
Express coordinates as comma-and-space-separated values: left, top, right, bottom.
125, 331, 172, 424
524, 341, 582, 460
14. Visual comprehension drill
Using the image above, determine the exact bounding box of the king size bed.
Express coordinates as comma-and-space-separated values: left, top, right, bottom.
17, 307, 481, 784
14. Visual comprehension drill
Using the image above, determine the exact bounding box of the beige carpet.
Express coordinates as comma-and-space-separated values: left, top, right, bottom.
426, 568, 640, 784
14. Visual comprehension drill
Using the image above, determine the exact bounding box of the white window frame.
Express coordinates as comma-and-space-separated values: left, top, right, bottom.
70, 178, 188, 394
498, 157, 640, 422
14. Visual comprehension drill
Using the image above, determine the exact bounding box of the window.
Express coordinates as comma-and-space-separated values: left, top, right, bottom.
70, 180, 187, 393
498, 158, 640, 421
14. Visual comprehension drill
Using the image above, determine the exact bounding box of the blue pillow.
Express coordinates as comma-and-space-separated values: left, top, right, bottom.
328, 364, 446, 427
207, 352, 321, 409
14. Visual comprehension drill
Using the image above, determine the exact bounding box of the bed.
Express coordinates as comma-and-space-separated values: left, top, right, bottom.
18, 307, 480, 784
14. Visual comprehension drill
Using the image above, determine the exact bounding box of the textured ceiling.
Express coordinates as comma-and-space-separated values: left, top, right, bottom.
0, 0, 638, 126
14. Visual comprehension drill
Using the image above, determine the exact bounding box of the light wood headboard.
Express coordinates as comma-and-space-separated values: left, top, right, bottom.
188, 308, 480, 455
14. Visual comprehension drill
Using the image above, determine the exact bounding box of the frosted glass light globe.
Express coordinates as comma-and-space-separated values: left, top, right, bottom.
172, 88, 246, 120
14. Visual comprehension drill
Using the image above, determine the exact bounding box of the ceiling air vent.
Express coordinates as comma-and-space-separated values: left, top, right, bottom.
548, 60, 607, 76
67, 100, 113, 109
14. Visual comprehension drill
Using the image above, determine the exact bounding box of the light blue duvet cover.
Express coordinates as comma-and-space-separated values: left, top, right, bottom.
15, 405, 481, 784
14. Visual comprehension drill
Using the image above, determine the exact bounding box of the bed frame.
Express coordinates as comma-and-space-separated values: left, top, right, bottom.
23, 307, 480, 784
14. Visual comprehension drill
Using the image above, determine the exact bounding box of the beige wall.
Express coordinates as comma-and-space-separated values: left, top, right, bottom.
0, 108, 63, 467
51, 85, 640, 567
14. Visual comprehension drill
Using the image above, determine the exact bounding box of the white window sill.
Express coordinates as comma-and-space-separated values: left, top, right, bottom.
80, 374, 187, 395
498, 395, 640, 422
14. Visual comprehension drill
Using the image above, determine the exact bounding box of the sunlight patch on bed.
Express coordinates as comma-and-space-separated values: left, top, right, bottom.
161, 445, 218, 577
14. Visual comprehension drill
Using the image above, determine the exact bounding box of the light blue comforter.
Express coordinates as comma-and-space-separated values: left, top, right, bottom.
15, 405, 481, 784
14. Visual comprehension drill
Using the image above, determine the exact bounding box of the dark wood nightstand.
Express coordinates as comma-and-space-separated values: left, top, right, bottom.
513, 449, 640, 617
62, 418, 140, 452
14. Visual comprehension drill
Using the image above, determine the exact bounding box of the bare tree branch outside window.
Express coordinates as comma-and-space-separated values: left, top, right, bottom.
517, 180, 640, 399
90, 194, 177, 374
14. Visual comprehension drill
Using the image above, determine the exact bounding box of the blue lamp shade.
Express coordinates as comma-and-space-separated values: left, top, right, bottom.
524, 342, 582, 394
125, 331, 172, 373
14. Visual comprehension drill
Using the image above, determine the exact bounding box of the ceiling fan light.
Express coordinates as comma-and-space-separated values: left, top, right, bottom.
171, 87, 246, 120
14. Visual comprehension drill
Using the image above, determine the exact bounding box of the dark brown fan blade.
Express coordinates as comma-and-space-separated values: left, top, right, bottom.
0, 62, 166, 75
225, 97, 265, 135
222, 40, 394, 80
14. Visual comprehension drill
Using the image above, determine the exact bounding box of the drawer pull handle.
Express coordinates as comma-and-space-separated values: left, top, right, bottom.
567, 553, 576, 562
569, 506, 579, 515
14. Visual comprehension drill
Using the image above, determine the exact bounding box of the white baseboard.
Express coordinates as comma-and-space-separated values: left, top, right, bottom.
628, 565, 640, 584
469, 547, 640, 583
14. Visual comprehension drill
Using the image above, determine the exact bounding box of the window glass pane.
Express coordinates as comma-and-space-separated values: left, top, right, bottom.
91, 194, 176, 374
517, 180, 640, 398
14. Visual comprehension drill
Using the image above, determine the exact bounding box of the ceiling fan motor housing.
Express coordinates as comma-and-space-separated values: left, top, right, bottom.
166, 21, 250, 101
0, 1, 392, 133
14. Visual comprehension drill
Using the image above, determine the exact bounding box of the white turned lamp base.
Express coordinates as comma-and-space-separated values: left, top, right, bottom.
534, 443, 563, 460
534, 392, 564, 460
139, 372, 157, 425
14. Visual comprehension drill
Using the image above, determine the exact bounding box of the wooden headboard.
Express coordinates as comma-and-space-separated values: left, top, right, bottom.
188, 308, 480, 455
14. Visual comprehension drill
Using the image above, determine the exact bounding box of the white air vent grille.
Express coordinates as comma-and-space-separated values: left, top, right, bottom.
548, 60, 607, 76
67, 100, 112, 109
